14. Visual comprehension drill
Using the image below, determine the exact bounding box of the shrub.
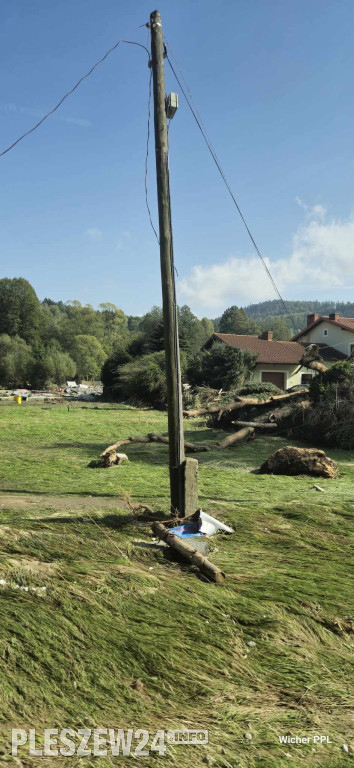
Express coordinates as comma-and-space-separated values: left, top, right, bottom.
187, 344, 256, 391
118, 351, 186, 408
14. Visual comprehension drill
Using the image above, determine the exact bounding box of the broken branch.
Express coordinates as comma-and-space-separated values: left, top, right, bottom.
152, 521, 226, 584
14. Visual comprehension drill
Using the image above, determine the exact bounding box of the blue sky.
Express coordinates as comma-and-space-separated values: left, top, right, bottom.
1, 0, 354, 317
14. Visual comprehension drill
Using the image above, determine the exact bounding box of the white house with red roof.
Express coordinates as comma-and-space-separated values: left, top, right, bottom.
292, 312, 354, 358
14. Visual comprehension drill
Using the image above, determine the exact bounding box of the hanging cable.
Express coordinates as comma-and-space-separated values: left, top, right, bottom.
165, 49, 298, 335
145, 69, 160, 243
0, 30, 149, 158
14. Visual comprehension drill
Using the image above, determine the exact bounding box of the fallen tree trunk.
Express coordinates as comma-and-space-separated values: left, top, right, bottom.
232, 420, 278, 429
184, 389, 308, 420
301, 345, 328, 374
303, 359, 327, 374
217, 426, 255, 449
152, 521, 226, 584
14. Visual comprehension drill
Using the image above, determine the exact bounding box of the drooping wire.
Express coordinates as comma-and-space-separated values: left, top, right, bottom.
145, 69, 160, 243
165, 49, 298, 336
0, 30, 149, 158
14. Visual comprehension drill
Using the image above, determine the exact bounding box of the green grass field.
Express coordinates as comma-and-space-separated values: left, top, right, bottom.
0, 401, 353, 767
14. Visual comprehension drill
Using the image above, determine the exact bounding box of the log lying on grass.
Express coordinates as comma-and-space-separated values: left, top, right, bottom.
90, 432, 211, 467
217, 426, 255, 449
152, 521, 226, 584
100, 433, 210, 455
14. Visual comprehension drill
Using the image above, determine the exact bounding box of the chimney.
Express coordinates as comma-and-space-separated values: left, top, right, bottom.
329, 312, 339, 321
307, 313, 319, 327
259, 330, 273, 341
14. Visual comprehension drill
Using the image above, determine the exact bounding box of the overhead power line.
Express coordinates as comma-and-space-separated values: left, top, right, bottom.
0, 29, 149, 158
165, 45, 298, 335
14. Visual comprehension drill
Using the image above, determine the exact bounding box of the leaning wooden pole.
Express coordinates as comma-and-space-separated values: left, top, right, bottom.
150, 10, 186, 515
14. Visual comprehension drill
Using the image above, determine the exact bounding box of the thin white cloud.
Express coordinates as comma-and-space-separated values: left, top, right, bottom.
0, 102, 91, 127
178, 206, 354, 313
295, 196, 326, 220
85, 228, 103, 240
63, 116, 91, 127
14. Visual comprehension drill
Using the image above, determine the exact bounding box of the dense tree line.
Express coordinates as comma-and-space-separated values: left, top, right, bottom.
0, 278, 218, 391
2, 277, 329, 399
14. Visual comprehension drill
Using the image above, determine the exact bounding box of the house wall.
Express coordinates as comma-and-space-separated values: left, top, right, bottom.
300, 322, 354, 356
251, 364, 316, 389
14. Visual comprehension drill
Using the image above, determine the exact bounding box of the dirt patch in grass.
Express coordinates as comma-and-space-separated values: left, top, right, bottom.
0, 492, 133, 513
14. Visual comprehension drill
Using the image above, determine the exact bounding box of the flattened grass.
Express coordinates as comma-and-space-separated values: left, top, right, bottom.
0, 401, 353, 767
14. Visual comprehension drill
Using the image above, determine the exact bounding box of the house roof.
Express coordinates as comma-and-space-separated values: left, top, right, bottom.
207, 333, 305, 364
206, 333, 347, 364
293, 315, 354, 340
313, 343, 347, 362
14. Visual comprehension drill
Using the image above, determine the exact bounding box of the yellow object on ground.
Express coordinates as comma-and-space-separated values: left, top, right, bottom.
13, 395, 22, 404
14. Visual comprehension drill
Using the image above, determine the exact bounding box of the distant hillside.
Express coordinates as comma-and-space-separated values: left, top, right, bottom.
213, 300, 354, 337
243, 300, 354, 334
244, 299, 354, 318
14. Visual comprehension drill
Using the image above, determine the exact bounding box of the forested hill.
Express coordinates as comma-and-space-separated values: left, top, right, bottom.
241, 300, 354, 335
244, 299, 354, 320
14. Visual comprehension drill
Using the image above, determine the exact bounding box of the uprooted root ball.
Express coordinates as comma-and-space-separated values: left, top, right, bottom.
259, 445, 337, 478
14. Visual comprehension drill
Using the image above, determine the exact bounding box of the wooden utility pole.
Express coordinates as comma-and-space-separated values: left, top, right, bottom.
149, 9, 189, 515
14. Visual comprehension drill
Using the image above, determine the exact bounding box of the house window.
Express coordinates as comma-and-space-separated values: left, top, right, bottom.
301, 374, 313, 385
323, 329, 328, 336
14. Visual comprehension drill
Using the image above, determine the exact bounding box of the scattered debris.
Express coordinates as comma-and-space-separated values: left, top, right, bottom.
313, 484, 325, 492
198, 511, 234, 535
246, 641, 257, 648
259, 446, 337, 478
168, 524, 210, 555
243, 733, 253, 741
